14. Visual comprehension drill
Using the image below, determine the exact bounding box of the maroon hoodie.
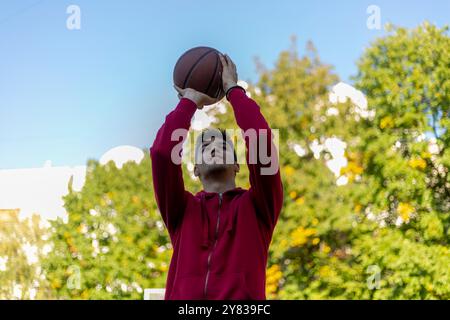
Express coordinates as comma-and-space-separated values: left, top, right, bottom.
150, 87, 283, 300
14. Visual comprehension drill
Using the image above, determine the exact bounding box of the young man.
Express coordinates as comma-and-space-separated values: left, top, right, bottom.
150, 54, 283, 300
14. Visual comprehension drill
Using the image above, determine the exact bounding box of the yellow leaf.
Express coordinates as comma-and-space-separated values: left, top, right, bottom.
80, 290, 89, 299
380, 116, 394, 129
397, 202, 414, 222
284, 166, 295, 177
318, 266, 332, 278
132, 195, 140, 204
304, 228, 317, 236
51, 279, 62, 289
266, 264, 282, 296
160, 264, 168, 272
291, 227, 317, 247
296, 197, 305, 205
279, 239, 288, 250
321, 244, 331, 254
408, 158, 427, 170
340, 161, 363, 177
421, 151, 431, 159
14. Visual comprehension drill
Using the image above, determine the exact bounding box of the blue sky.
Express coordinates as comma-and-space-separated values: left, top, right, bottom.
0, 0, 449, 169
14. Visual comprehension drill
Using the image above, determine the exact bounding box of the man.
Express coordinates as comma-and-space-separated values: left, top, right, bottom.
150, 54, 283, 300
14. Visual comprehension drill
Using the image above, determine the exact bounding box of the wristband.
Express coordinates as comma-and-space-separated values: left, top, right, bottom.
225, 85, 246, 100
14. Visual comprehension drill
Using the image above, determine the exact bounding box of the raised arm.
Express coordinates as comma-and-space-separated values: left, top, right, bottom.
150, 87, 218, 234
221, 55, 283, 231
150, 98, 196, 234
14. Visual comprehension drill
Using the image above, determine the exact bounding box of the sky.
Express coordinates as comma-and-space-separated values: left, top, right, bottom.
0, 0, 449, 169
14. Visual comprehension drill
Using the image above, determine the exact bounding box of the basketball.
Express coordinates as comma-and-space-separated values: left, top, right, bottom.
173, 46, 225, 100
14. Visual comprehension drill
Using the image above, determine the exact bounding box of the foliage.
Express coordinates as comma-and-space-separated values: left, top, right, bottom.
33, 23, 450, 299
0, 210, 51, 299
41, 157, 172, 299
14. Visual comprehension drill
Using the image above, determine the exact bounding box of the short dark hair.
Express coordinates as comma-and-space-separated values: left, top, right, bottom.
196, 128, 237, 162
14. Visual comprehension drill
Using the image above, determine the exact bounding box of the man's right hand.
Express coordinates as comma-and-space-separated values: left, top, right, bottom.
174, 85, 218, 110
219, 54, 238, 93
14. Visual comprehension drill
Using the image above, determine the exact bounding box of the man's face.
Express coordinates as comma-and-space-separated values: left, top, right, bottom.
194, 130, 239, 178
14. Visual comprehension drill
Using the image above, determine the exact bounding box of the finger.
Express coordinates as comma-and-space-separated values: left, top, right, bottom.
225, 55, 237, 73
224, 54, 230, 65
219, 54, 227, 67
185, 87, 201, 95
228, 55, 237, 71
199, 92, 217, 105
209, 95, 221, 105
174, 84, 185, 94
205, 97, 216, 105
225, 54, 233, 66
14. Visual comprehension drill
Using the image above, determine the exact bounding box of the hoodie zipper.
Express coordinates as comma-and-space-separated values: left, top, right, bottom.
203, 193, 223, 299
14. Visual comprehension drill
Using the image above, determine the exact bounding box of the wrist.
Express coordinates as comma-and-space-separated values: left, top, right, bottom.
223, 81, 238, 93
182, 92, 199, 107
225, 85, 246, 100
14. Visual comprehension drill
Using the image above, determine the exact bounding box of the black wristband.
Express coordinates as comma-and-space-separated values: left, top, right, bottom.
225, 85, 246, 100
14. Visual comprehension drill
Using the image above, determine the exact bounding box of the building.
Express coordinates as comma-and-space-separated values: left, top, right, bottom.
0, 145, 144, 222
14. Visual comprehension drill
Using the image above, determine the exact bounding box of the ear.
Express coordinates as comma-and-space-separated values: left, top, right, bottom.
194, 164, 200, 177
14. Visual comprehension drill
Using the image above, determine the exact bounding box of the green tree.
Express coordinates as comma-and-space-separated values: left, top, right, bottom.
0, 210, 51, 299
346, 22, 450, 299
198, 38, 366, 299
40, 23, 449, 300
208, 24, 450, 299
42, 156, 172, 299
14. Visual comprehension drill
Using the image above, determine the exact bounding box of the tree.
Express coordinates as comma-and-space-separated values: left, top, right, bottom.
347, 22, 450, 299
40, 23, 450, 300
201, 39, 367, 299
42, 156, 172, 299
208, 24, 450, 299
0, 210, 51, 299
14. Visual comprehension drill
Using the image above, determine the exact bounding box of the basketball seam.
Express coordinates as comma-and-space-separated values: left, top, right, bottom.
204, 53, 220, 97
182, 49, 216, 89
174, 47, 200, 71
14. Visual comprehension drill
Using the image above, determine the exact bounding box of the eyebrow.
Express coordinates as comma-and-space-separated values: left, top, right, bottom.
201, 139, 233, 150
